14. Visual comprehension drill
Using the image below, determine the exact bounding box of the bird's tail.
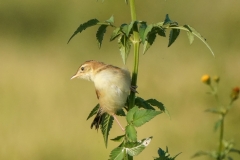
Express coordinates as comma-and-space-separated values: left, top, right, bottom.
91, 109, 103, 130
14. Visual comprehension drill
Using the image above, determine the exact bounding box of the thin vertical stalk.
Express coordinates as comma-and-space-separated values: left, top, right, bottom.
128, 1, 139, 160
128, 0, 140, 110
129, 0, 137, 20
217, 115, 224, 160
210, 84, 220, 106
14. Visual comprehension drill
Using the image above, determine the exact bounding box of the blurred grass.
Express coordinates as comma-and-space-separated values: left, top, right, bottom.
0, 0, 240, 159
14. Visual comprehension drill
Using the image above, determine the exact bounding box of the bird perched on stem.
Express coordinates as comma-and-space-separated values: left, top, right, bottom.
71, 60, 132, 131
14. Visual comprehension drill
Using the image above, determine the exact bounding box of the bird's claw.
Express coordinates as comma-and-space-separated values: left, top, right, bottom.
130, 85, 138, 93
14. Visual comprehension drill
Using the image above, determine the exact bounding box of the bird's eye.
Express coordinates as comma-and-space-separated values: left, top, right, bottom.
80, 67, 84, 71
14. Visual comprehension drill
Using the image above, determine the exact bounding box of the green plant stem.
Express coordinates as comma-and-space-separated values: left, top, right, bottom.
129, 0, 137, 20
128, 1, 140, 159
217, 115, 224, 160
129, 42, 140, 109
209, 84, 221, 107
128, 0, 140, 110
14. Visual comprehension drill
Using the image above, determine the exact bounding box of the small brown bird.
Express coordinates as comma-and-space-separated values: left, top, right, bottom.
71, 60, 131, 131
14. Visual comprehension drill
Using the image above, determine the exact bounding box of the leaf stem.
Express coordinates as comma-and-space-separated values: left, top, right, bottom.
97, 22, 115, 27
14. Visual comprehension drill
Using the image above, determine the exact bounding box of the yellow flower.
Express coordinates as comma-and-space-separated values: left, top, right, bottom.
201, 74, 211, 85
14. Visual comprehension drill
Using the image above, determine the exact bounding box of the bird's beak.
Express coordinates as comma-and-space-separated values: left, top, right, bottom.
70, 74, 78, 80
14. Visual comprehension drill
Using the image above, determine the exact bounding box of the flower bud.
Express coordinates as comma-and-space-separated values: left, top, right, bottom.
213, 76, 220, 83
231, 87, 239, 101
201, 75, 211, 85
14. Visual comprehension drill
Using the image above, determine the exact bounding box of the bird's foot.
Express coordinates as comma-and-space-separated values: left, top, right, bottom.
130, 85, 138, 93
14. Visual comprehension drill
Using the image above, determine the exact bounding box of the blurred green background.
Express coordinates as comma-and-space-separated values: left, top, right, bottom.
1, 0, 240, 159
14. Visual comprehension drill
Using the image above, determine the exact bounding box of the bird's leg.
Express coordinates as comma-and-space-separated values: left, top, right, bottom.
112, 114, 125, 131
130, 85, 138, 93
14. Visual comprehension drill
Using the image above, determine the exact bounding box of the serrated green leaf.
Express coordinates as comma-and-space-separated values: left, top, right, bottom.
111, 135, 125, 142
109, 147, 125, 160
143, 32, 156, 54
186, 25, 214, 56
142, 24, 153, 42
96, 25, 108, 48
183, 24, 192, 32
126, 125, 137, 142
127, 21, 138, 37
106, 15, 114, 25
126, 21, 134, 37
192, 151, 219, 159
68, 19, 99, 43
126, 106, 138, 124
118, 34, 131, 64
135, 97, 155, 110
101, 113, 114, 148
132, 109, 161, 127
110, 137, 152, 159
227, 156, 233, 160
186, 31, 194, 44
116, 108, 126, 116
126, 137, 152, 156
230, 148, 240, 154
156, 22, 164, 27
141, 24, 165, 54
156, 147, 165, 158
168, 28, 180, 47
155, 22, 167, 37
156, 27, 166, 37
139, 22, 147, 43
145, 99, 168, 115
127, 145, 146, 157
143, 41, 148, 54
86, 104, 100, 120
214, 119, 222, 132
184, 25, 194, 44
172, 152, 182, 159
163, 14, 172, 25
191, 151, 213, 158
110, 27, 121, 41
162, 14, 182, 47
120, 24, 128, 35
170, 25, 214, 56
155, 147, 181, 160
118, 141, 125, 148
163, 14, 178, 28
205, 108, 223, 114
211, 151, 219, 158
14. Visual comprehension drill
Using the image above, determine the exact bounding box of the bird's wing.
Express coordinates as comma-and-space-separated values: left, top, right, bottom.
95, 89, 100, 99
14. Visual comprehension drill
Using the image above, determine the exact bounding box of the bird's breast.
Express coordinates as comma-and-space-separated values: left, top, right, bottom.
93, 68, 131, 113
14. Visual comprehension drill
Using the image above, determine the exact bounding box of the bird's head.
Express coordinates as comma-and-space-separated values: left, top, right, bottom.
71, 60, 105, 81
